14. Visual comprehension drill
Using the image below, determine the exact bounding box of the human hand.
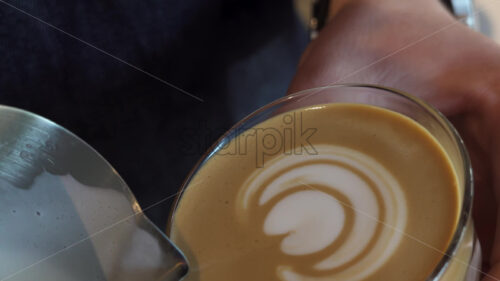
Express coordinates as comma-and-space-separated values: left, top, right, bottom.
288, 0, 500, 279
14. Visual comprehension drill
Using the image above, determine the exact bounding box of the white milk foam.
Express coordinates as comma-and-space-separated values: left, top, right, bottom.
238, 145, 408, 281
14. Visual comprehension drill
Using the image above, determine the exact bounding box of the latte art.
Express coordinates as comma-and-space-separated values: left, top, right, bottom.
170, 103, 460, 281
237, 145, 407, 280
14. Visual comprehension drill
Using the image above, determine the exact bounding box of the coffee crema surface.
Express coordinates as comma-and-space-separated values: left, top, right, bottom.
170, 103, 460, 281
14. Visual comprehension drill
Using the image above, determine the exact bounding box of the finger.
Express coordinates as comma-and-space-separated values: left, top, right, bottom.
483, 259, 500, 281
484, 121, 500, 280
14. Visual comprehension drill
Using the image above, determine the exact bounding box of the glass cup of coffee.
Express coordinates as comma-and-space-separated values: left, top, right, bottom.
168, 84, 481, 281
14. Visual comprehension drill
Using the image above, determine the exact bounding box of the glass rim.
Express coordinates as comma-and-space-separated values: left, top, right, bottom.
168, 83, 474, 280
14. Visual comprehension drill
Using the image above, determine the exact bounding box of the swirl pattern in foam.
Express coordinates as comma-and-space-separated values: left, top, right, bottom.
237, 144, 407, 281
171, 103, 460, 281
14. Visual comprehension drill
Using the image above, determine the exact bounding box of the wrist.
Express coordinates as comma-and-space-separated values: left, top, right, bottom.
327, 0, 446, 21
327, 0, 358, 20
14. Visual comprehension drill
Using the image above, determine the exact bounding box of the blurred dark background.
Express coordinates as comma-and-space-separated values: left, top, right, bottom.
0, 0, 308, 227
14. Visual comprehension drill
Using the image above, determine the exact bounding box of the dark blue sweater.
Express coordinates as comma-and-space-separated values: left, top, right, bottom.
0, 0, 308, 226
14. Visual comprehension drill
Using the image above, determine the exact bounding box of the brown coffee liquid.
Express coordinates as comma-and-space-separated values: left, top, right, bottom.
170, 103, 459, 281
